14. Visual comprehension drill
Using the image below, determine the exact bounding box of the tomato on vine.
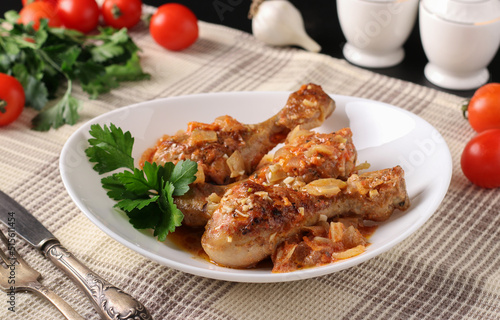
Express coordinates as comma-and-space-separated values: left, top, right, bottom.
102, 0, 143, 29
0, 74, 26, 126
57, 0, 100, 33
149, 3, 199, 51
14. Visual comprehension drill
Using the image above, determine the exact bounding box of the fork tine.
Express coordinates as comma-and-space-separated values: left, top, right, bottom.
0, 229, 85, 320
0, 229, 27, 268
0, 230, 13, 266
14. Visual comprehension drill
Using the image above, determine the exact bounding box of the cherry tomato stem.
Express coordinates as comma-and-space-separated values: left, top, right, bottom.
102, 0, 142, 29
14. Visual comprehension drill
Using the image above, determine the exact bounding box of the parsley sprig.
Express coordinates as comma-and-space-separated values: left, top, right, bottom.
86, 123, 198, 241
0, 11, 150, 131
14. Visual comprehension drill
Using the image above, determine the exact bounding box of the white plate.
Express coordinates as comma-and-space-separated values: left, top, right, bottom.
60, 91, 452, 283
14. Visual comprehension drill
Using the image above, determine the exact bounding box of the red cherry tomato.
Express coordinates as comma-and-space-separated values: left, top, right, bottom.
149, 3, 199, 51
19, 1, 62, 30
22, 0, 59, 7
467, 83, 500, 133
101, 0, 142, 29
0, 74, 26, 126
461, 129, 500, 188
57, 0, 100, 33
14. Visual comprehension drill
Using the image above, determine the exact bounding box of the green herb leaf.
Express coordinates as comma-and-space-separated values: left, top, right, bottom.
116, 196, 159, 212
168, 160, 198, 196
12, 63, 49, 111
4, 11, 20, 24
101, 174, 142, 201
114, 168, 156, 195
86, 123, 197, 240
86, 123, 135, 173
105, 52, 151, 82
126, 203, 161, 230
31, 83, 80, 131
155, 181, 184, 241
0, 17, 149, 130
91, 42, 125, 63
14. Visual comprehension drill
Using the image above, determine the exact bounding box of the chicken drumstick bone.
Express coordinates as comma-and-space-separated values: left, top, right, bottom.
141, 84, 335, 185
202, 166, 410, 268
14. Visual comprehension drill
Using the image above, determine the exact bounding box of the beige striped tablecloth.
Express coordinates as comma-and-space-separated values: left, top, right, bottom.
1, 6, 499, 320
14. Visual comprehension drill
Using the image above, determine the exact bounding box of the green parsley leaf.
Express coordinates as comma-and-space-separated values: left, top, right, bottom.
155, 181, 184, 241
31, 82, 81, 131
101, 174, 143, 201
12, 63, 49, 111
168, 160, 198, 196
85, 124, 197, 240
126, 203, 161, 230
86, 123, 135, 174
105, 52, 151, 82
116, 196, 159, 212
0, 16, 149, 130
114, 167, 156, 195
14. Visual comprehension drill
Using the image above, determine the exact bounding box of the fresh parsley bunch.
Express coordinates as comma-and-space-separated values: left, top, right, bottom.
86, 123, 198, 241
0, 11, 150, 131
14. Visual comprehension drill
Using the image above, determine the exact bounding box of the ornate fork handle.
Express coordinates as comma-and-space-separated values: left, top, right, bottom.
27, 281, 85, 320
43, 241, 153, 320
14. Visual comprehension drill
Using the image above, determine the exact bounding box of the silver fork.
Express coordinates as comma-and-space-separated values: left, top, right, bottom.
0, 229, 85, 320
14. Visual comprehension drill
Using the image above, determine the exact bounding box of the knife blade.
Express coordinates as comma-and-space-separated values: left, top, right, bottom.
0, 190, 56, 249
0, 189, 153, 320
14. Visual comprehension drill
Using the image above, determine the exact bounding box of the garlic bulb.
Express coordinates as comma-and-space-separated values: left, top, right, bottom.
251, 0, 321, 53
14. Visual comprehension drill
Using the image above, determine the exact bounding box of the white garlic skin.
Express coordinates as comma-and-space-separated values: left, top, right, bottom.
252, 0, 321, 53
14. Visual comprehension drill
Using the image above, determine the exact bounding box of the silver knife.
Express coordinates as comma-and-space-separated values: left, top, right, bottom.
0, 190, 153, 320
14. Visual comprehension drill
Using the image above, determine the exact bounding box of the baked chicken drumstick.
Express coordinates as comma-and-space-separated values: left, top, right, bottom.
141, 84, 335, 185
202, 166, 410, 268
176, 127, 358, 227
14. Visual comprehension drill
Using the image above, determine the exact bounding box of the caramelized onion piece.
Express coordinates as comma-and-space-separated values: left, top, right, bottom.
265, 164, 287, 184
227, 150, 245, 178
286, 126, 314, 144
193, 166, 205, 183
302, 178, 347, 197
354, 161, 371, 171
189, 129, 218, 144
206, 193, 221, 216
304, 144, 334, 158
331, 245, 365, 260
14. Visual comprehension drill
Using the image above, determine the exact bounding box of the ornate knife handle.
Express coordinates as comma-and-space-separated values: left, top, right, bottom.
43, 241, 153, 320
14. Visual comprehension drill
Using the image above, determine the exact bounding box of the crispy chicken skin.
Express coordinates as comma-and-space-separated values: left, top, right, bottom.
175, 127, 358, 227
202, 166, 409, 268
202, 180, 330, 268
141, 84, 335, 185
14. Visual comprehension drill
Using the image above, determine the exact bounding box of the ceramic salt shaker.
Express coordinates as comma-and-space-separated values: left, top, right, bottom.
337, 0, 419, 68
420, 0, 500, 90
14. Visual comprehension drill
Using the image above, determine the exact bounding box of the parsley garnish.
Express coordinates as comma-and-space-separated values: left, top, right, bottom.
86, 123, 198, 241
0, 12, 150, 131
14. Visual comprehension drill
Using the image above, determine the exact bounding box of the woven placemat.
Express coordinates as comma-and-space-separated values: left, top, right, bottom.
0, 6, 498, 320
